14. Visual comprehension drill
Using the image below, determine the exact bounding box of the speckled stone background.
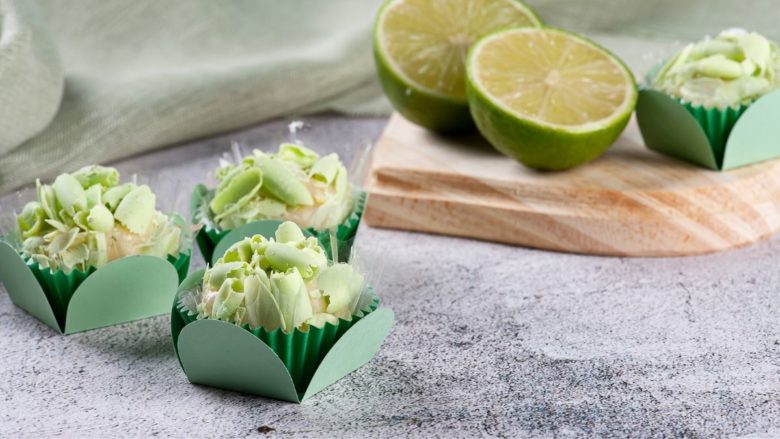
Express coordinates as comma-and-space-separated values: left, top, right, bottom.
1, 36, 780, 438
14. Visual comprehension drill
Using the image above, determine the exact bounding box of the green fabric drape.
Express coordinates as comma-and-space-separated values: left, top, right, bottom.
0, 0, 388, 193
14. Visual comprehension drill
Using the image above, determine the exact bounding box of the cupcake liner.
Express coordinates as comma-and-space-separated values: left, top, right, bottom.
24, 250, 191, 329
177, 288, 379, 393
169, 251, 191, 284
26, 261, 95, 329
193, 187, 367, 263
678, 99, 749, 167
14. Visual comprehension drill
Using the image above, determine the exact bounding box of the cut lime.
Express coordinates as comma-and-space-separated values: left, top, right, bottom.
467, 28, 637, 170
373, 0, 541, 133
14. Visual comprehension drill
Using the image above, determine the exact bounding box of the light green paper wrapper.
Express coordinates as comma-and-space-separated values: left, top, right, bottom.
26, 250, 191, 330
678, 98, 749, 167
644, 60, 755, 169
192, 186, 366, 263
176, 289, 378, 393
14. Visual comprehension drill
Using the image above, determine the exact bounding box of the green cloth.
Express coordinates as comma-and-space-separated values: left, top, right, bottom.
528, 0, 780, 42
0, 0, 62, 158
0, 0, 388, 194
1, 0, 777, 194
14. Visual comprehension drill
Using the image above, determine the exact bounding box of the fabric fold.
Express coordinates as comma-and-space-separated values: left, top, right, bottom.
0, 0, 389, 194
0, 0, 63, 156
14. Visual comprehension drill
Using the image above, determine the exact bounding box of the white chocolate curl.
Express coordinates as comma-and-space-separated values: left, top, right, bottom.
209, 143, 353, 231
196, 221, 364, 333
17, 165, 182, 273
653, 29, 780, 108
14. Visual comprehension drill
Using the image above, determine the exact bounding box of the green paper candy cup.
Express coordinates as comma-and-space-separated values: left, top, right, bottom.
637, 82, 780, 170
175, 287, 379, 394
1, 213, 193, 334
678, 99, 749, 165
191, 185, 367, 264
26, 261, 94, 329
27, 252, 190, 330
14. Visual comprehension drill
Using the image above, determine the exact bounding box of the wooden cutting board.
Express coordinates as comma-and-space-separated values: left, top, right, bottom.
363, 113, 780, 256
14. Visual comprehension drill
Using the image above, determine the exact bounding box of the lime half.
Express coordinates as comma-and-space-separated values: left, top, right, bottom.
374, 0, 541, 133
467, 28, 637, 170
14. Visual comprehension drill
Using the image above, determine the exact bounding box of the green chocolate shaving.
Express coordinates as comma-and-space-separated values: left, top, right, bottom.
310, 154, 341, 184
84, 184, 103, 208
275, 221, 306, 243
86, 204, 114, 232
244, 271, 285, 331
53, 174, 87, 217
204, 261, 248, 291
71, 165, 119, 189
210, 167, 263, 215
103, 183, 133, 211
17, 202, 45, 238
193, 221, 363, 334
87, 231, 108, 268
213, 279, 246, 322
205, 143, 353, 231
264, 242, 323, 279
270, 268, 312, 333
114, 185, 155, 234
36, 180, 59, 222
278, 143, 320, 169
317, 263, 364, 316
16, 166, 182, 273
653, 29, 780, 108
248, 199, 287, 220
256, 158, 313, 206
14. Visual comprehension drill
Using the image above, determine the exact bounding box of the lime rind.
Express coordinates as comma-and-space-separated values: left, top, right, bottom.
374, 42, 475, 133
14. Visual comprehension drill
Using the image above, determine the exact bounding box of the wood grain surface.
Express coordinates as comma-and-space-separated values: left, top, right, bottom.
364, 113, 780, 256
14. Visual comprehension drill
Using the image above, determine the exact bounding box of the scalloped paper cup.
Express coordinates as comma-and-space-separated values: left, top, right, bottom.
636, 88, 780, 170
171, 271, 393, 403
174, 271, 382, 397
0, 219, 192, 334
190, 184, 366, 264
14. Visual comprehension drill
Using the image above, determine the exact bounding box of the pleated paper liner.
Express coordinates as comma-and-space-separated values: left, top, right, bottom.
191, 185, 366, 263
26, 261, 94, 329
177, 288, 379, 393
638, 57, 752, 170
678, 98, 749, 167
26, 250, 191, 329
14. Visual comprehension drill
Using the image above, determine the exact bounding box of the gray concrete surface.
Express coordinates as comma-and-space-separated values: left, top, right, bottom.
1, 114, 778, 439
